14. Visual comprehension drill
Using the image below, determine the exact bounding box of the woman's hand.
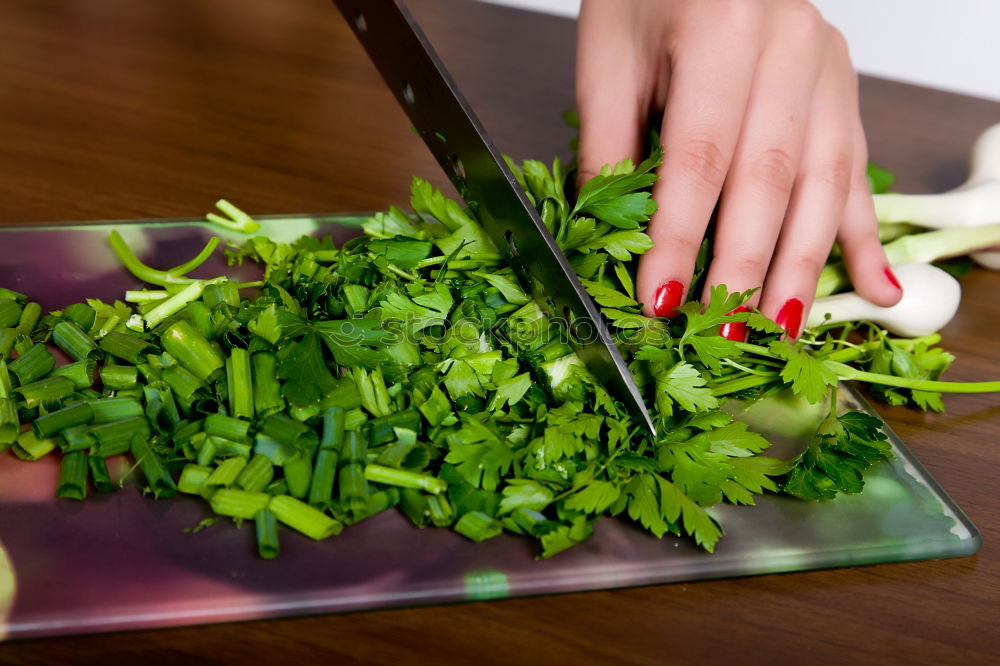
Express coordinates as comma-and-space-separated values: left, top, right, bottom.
576, 0, 902, 338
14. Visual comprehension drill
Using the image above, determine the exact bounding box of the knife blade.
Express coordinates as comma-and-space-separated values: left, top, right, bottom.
332, 0, 655, 435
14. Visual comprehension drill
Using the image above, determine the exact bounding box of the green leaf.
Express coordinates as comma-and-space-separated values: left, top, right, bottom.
276, 332, 339, 407
656, 475, 722, 552
655, 362, 719, 417
576, 229, 654, 261
445, 441, 515, 491
475, 271, 530, 305
313, 318, 388, 369
488, 372, 532, 412
580, 280, 638, 308
499, 479, 554, 514
687, 334, 741, 372
772, 341, 841, 404
565, 480, 621, 514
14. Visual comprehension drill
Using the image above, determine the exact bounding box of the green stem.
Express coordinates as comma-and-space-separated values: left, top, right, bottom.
830, 362, 1000, 393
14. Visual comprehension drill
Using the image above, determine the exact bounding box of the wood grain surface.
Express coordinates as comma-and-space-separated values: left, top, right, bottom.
1, 0, 998, 664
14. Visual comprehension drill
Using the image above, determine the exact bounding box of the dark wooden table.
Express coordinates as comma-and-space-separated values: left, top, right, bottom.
1, 1, 998, 663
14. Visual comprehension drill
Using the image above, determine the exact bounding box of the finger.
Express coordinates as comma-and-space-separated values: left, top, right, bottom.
758, 36, 856, 339
575, 2, 647, 185
636, 7, 764, 317
837, 112, 904, 308
703, 3, 828, 321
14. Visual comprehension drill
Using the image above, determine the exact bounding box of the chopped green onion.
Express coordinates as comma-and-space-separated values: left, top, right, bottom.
161, 320, 225, 381
320, 406, 346, 451
226, 347, 254, 420
161, 363, 203, 401
368, 410, 421, 446
255, 509, 280, 559
0, 397, 19, 445
253, 433, 297, 465
130, 436, 177, 498
178, 463, 213, 495
16, 376, 75, 408
56, 451, 89, 500
205, 456, 247, 489
204, 413, 250, 443
144, 280, 213, 329
209, 435, 251, 458
426, 494, 454, 527
283, 453, 313, 499
99, 331, 149, 364
375, 428, 418, 468
308, 448, 339, 507
52, 360, 97, 389
344, 488, 400, 525
13, 430, 57, 461
454, 511, 503, 543
195, 436, 217, 467
236, 454, 274, 493
261, 413, 317, 450
61, 425, 96, 452
15, 302, 41, 338
399, 488, 430, 527
364, 464, 447, 495
209, 488, 270, 520
100, 365, 139, 391
33, 402, 94, 438
0, 328, 16, 359
186, 300, 214, 340
0, 361, 11, 398
88, 397, 144, 423
9, 343, 56, 385
0, 299, 21, 328
251, 352, 284, 417
0, 288, 26, 302
91, 416, 151, 457
88, 455, 115, 492
143, 384, 181, 430
269, 495, 343, 540
52, 320, 100, 362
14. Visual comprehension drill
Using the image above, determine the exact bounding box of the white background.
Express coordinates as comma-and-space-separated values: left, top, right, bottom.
480, 0, 1000, 102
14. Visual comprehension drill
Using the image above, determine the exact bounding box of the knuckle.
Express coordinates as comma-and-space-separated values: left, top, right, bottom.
748, 148, 797, 198
781, 2, 825, 41
656, 232, 702, 260
712, 0, 765, 30
788, 253, 826, 281
729, 254, 771, 282
808, 153, 853, 196
676, 137, 729, 191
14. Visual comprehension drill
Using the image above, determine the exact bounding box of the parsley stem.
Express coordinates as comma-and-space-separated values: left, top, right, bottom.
710, 373, 777, 397
830, 362, 1000, 393
108, 230, 198, 286
167, 236, 220, 275
364, 464, 447, 495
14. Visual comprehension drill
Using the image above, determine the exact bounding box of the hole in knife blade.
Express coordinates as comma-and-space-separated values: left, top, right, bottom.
504, 230, 519, 258
354, 9, 367, 34
402, 80, 415, 105
448, 153, 466, 182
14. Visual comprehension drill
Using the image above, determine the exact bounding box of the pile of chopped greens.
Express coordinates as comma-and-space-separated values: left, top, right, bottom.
2, 154, 998, 559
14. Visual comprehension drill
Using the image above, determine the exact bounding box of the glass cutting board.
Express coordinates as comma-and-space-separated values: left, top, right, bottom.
0, 216, 981, 641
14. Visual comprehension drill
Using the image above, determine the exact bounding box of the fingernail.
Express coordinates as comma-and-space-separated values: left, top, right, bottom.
718, 305, 752, 342
775, 298, 804, 339
885, 266, 902, 291
653, 280, 685, 319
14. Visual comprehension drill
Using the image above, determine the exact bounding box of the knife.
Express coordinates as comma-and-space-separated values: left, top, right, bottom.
332, 0, 656, 435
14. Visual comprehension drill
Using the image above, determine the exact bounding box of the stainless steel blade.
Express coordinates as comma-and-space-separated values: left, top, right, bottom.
333, 0, 655, 434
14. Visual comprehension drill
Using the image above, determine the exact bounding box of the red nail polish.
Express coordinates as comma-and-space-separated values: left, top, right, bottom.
718, 305, 752, 342
775, 298, 804, 339
653, 280, 685, 319
885, 266, 902, 291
